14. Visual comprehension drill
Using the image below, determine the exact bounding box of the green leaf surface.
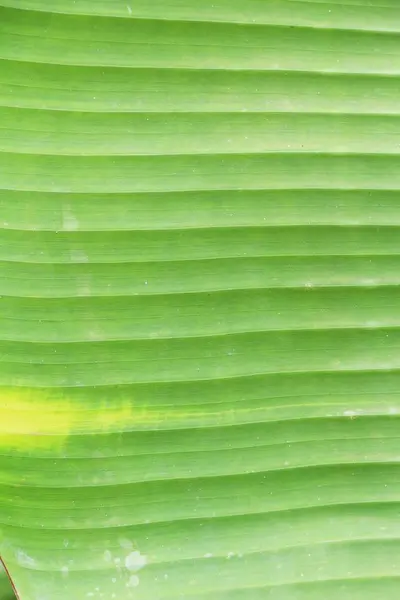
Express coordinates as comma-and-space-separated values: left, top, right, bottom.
0, 565, 15, 600
1, 1, 400, 599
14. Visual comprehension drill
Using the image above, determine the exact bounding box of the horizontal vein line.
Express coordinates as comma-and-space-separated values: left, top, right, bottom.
5, 322, 400, 344
1, 406, 395, 437
2, 286, 399, 301
3, 537, 400, 574
1, 367, 399, 390
4, 252, 400, 266
2, 370, 400, 390
2, 500, 399, 532
175, 575, 400, 597
97, 537, 400, 569
2, 392, 397, 415
3, 434, 399, 464
3, 224, 400, 233
6, 149, 400, 158
8, 26, 399, 53
2, 185, 400, 195
2, 2, 400, 34
3, 104, 400, 117
3, 186, 400, 194
1, 367, 400, 389
5, 108, 400, 116
2, 57, 400, 79
3, 460, 400, 496
4, 224, 398, 232
0, 283, 399, 300
2, 323, 400, 345
1, 53, 400, 75
4, 150, 400, 159
4, 11, 400, 36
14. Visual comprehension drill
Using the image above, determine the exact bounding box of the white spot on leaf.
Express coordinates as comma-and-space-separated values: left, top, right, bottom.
343, 410, 356, 418
62, 205, 79, 231
68, 247, 88, 263
125, 551, 147, 572
16, 550, 36, 568
119, 538, 133, 550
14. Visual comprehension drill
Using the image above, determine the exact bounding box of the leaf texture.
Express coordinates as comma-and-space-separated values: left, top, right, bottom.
1, 1, 400, 599
0, 565, 15, 600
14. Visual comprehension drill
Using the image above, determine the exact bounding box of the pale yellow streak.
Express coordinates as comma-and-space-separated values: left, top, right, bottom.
0, 388, 138, 451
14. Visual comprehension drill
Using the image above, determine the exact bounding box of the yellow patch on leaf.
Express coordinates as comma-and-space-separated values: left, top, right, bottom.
0, 387, 140, 452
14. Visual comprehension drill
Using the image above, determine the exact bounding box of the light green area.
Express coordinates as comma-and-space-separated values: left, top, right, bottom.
1, 1, 400, 599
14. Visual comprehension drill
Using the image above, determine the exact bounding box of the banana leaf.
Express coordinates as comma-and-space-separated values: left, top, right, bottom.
0, 565, 15, 600
1, 1, 400, 599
